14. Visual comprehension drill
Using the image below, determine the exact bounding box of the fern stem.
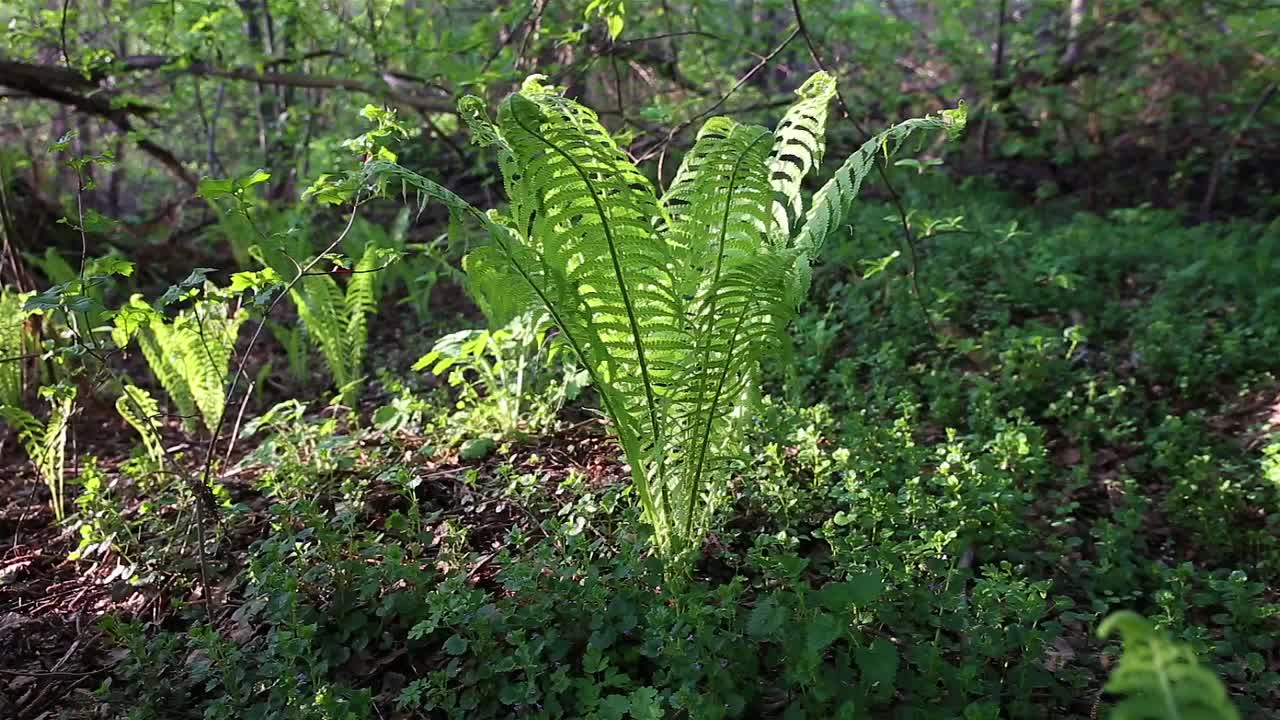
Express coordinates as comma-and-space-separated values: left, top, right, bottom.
686, 308, 750, 539
1151, 639, 1181, 720
683, 130, 772, 543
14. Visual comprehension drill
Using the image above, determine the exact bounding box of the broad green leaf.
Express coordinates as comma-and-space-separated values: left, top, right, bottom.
747, 593, 787, 638
816, 570, 883, 610
855, 638, 899, 693
805, 611, 844, 657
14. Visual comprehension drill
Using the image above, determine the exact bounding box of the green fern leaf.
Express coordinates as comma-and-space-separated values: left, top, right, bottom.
1098, 611, 1240, 720
661, 116, 793, 539
0, 403, 44, 451
265, 228, 384, 405
175, 299, 244, 432
1, 386, 75, 521
116, 384, 165, 466
793, 103, 967, 261
127, 293, 243, 434
340, 242, 383, 403
41, 388, 74, 522
269, 321, 311, 383
0, 289, 28, 408
133, 298, 199, 429
768, 71, 837, 239
497, 85, 688, 533
291, 274, 350, 388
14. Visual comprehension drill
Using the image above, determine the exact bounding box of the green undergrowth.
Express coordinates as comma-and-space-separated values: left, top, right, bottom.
91, 182, 1280, 719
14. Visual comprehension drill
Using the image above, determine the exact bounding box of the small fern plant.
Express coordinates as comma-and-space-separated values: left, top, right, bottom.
255, 235, 390, 406
1097, 611, 1239, 720
117, 291, 246, 435
1, 288, 30, 408
0, 384, 76, 521
359, 73, 964, 559
116, 384, 166, 467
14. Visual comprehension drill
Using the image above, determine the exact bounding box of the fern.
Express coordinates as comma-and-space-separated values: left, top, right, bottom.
343, 241, 382, 392
367, 73, 964, 559
259, 236, 385, 406
269, 321, 311, 383
1, 288, 28, 408
116, 384, 165, 466
0, 385, 75, 521
134, 305, 198, 426
126, 293, 245, 434
1098, 611, 1240, 720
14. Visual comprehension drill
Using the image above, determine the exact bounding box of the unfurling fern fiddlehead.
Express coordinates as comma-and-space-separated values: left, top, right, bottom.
366, 73, 965, 560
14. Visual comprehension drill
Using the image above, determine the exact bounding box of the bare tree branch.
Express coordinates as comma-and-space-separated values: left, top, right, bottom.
0, 60, 197, 188
110, 55, 456, 114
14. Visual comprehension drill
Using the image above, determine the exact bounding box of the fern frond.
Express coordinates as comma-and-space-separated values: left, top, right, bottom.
128, 293, 243, 434
134, 298, 199, 429
768, 71, 838, 239
0, 403, 44, 450
31, 247, 78, 285
176, 299, 244, 432
793, 103, 967, 261
497, 82, 688, 531
1, 387, 75, 521
660, 117, 793, 540
0, 289, 28, 408
291, 274, 350, 388
339, 242, 383, 403
116, 384, 165, 466
266, 232, 384, 406
1098, 611, 1240, 720
269, 321, 311, 383
41, 387, 74, 522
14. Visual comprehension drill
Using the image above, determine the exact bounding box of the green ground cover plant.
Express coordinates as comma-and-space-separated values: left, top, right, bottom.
7, 183, 1261, 720
2, 3, 1278, 719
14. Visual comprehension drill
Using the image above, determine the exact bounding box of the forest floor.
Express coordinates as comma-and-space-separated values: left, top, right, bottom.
2, 184, 1279, 719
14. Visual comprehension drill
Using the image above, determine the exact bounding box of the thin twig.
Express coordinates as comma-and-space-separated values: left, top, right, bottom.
481, 1, 540, 74
618, 30, 720, 45
0, 666, 110, 678
221, 379, 255, 468
61, 160, 219, 623
635, 27, 799, 163
59, 0, 73, 69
